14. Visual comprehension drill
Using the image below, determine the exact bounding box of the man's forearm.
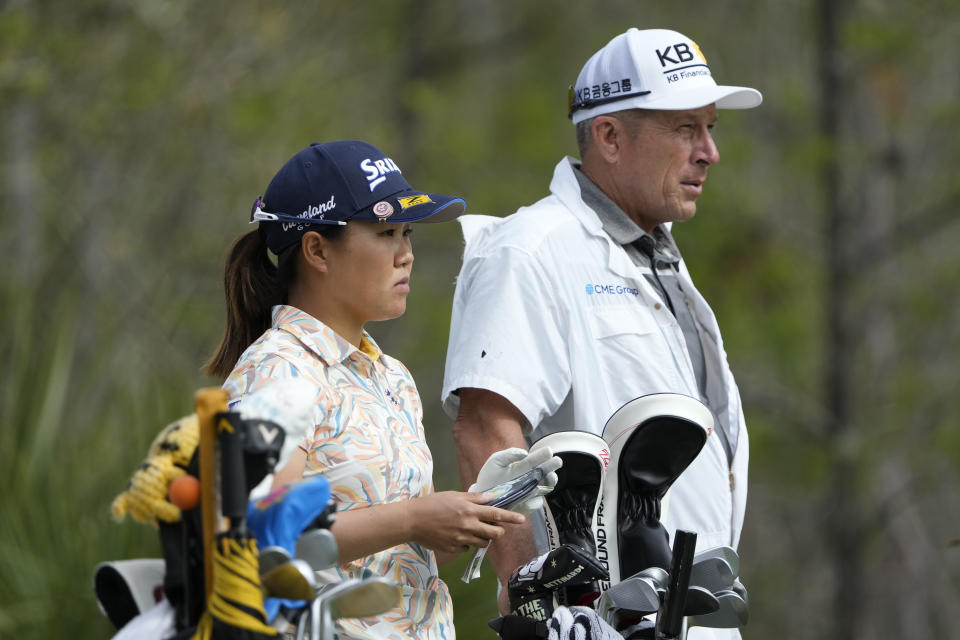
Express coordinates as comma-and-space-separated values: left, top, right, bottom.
488, 519, 540, 594
452, 388, 530, 494
453, 388, 539, 612
454, 416, 539, 613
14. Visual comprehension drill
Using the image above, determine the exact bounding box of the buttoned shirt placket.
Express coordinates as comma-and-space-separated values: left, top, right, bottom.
574, 166, 735, 465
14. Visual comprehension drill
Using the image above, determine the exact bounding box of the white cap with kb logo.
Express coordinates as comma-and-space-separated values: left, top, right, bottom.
569, 28, 762, 124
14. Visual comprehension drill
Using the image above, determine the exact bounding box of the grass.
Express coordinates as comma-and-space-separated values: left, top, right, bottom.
0, 282, 201, 639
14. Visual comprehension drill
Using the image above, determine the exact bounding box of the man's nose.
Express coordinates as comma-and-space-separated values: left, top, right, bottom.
695, 130, 720, 166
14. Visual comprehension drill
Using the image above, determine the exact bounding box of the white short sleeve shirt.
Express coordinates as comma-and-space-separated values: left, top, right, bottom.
442, 158, 749, 560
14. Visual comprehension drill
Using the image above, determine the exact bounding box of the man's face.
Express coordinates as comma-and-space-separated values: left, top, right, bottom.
612, 105, 720, 232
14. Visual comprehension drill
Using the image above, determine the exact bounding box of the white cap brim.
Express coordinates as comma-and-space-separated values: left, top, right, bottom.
649, 84, 762, 110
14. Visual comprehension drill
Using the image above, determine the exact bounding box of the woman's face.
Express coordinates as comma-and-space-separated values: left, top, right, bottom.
321, 221, 414, 328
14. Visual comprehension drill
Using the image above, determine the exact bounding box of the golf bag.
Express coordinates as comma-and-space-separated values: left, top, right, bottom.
102, 390, 289, 637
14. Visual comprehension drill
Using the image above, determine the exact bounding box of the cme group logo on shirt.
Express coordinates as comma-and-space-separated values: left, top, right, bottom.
585, 282, 640, 296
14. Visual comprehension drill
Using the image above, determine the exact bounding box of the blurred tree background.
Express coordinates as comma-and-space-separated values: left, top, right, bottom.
2, 0, 959, 638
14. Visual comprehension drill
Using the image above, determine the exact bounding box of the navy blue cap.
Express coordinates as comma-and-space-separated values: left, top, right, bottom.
252, 140, 467, 255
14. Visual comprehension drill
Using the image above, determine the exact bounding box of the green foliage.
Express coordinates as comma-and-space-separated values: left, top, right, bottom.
0, 283, 177, 638
3, 1, 960, 638
439, 555, 501, 640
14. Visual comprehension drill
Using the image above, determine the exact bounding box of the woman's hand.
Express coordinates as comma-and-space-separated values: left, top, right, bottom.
330, 491, 526, 563
406, 491, 527, 553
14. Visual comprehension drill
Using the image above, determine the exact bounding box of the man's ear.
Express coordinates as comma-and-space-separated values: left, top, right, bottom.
589, 115, 624, 164
300, 231, 330, 273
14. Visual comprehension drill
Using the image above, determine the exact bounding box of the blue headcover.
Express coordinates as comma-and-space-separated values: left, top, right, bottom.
247, 475, 333, 553
246, 475, 334, 620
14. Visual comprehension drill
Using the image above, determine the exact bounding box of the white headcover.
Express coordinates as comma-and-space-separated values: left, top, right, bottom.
229, 377, 316, 500
599, 394, 713, 585
530, 431, 611, 591
94, 558, 166, 627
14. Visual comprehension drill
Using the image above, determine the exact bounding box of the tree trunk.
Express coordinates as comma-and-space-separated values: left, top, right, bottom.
818, 1, 864, 638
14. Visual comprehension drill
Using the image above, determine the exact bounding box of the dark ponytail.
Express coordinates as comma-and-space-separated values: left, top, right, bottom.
205, 224, 347, 378
205, 229, 296, 378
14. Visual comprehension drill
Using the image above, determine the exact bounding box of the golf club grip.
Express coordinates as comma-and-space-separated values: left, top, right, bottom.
218, 411, 248, 530
661, 529, 697, 639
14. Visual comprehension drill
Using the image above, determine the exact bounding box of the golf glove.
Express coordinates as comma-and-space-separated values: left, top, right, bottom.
547, 606, 621, 640
469, 447, 562, 514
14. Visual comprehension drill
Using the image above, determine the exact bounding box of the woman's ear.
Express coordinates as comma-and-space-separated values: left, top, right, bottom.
299, 231, 330, 273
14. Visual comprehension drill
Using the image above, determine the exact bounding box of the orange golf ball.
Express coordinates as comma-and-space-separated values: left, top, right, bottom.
168, 474, 201, 510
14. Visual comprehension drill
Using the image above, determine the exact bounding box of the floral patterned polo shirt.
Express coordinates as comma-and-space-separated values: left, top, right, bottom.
224, 305, 455, 640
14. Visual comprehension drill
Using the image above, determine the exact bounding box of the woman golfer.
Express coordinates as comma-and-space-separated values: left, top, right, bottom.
207, 140, 525, 639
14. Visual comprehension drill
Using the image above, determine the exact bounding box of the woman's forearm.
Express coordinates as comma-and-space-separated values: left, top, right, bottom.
329, 501, 413, 564
329, 492, 523, 565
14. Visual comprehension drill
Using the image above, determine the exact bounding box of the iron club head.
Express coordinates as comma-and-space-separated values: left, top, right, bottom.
596, 572, 664, 627
322, 578, 402, 619
296, 528, 340, 571
635, 566, 668, 596
261, 558, 317, 601
693, 546, 740, 577
309, 577, 402, 640
731, 577, 749, 607
258, 545, 292, 578
689, 555, 736, 593
683, 585, 720, 616
688, 587, 748, 629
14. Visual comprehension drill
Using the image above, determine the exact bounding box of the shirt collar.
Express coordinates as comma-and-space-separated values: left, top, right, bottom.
572, 165, 682, 266
548, 157, 603, 236
270, 305, 389, 367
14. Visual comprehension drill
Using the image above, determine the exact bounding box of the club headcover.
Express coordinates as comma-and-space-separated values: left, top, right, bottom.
488, 614, 549, 640
246, 475, 335, 557
507, 544, 609, 622
530, 431, 610, 604
600, 394, 712, 584
246, 475, 335, 621
237, 417, 286, 496
230, 378, 315, 499
94, 559, 166, 630
490, 605, 621, 640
